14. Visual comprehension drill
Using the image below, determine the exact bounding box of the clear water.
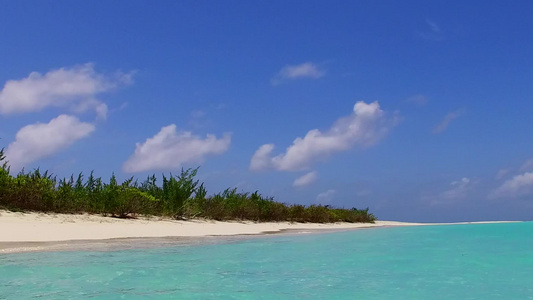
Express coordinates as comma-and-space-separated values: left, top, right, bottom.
1, 222, 532, 299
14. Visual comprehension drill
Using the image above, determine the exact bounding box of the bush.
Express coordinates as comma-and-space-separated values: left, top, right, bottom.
0, 148, 376, 223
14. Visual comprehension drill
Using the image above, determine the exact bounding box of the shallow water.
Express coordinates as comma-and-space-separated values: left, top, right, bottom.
1, 223, 532, 299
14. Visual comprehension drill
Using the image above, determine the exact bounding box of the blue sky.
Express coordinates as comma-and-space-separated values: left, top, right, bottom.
1, 1, 532, 222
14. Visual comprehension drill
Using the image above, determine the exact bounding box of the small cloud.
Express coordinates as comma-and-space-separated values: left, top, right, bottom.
189, 110, 212, 129
123, 124, 231, 173
489, 172, 533, 199
249, 144, 275, 171
70, 98, 109, 120
271, 62, 324, 85
105, 102, 129, 118
432, 109, 465, 134
0, 63, 133, 119
250, 101, 400, 171
496, 168, 510, 179
191, 110, 206, 118
406, 94, 428, 106
293, 171, 318, 187
424, 177, 477, 205
439, 177, 472, 201
521, 159, 533, 171
417, 19, 445, 41
5, 115, 95, 172
316, 189, 336, 204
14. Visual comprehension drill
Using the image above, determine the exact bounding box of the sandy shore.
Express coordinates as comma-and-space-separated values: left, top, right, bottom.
0, 210, 422, 242
0, 210, 519, 253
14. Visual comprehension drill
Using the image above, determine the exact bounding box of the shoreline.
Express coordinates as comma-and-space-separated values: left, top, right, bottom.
0, 210, 521, 254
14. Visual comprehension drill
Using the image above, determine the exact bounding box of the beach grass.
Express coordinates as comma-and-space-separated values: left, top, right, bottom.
0, 148, 376, 223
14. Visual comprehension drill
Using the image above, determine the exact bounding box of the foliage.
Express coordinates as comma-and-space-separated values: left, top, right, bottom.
0, 150, 376, 223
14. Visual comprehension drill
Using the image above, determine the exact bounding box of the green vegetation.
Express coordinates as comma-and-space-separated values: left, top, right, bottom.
0, 148, 376, 223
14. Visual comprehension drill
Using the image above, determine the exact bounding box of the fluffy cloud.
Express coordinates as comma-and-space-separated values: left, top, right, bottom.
0, 63, 133, 118
250, 101, 399, 171
490, 172, 533, 199
271, 62, 324, 85
293, 171, 318, 187
250, 144, 276, 171
5, 115, 95, 171
123, 124, 231, 173
316, 189, 336, 204
432, 109, 465, 134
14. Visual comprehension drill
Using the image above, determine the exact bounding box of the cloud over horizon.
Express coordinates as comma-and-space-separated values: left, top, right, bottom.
5, 115, 95, 171
0, 63, 133, 119
293, 171, 318, 187
123, 124, 231, 173
316, 189, 336, 204
490, 172, 533, 199
439, 177, 472, 201
250, 101, 399, 171
271, 62, 324, 85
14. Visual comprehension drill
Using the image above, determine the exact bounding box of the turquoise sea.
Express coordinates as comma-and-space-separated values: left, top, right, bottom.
1, 222, 532, 299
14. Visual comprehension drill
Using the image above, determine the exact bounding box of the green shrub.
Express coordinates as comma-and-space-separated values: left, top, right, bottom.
0, 147, 377, 223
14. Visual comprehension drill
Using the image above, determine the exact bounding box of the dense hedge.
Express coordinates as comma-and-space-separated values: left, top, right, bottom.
0, 149, 376, 223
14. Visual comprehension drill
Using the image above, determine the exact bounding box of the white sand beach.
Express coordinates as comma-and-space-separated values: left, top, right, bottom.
0, 210, 519, 253
0, 210, 422, 243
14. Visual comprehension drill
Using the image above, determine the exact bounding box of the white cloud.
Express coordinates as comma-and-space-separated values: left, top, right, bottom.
5, 115, 95, 171
249, 144, 275, 171
189, 110, 210, 129
271, 62, 324, 85
424, 177, 476, 205
439, 177, 471, 200
521, 159, 533, 171
190, 110, 206, 118
293, 171, 318, 187
123, 124, 231, 173
316, 189, 336, 204
0, 63, 133, 118
496, 168, 510, 179
250, 101, 399, 171
432, 109, 465, 134
490, 172, 533, 199
406, 94, 428, 106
